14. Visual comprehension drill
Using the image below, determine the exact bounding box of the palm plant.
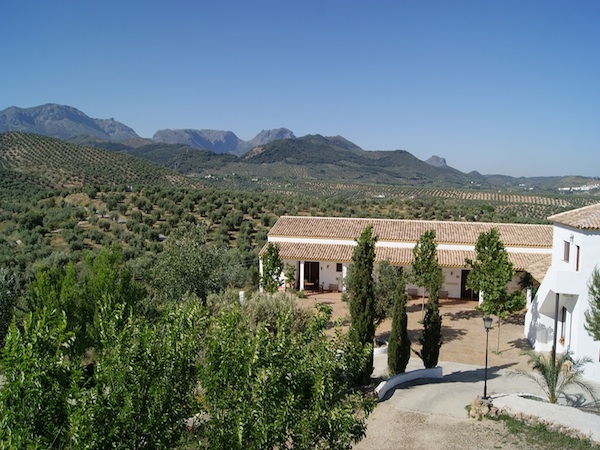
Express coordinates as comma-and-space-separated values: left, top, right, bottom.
517, 349, 598, 406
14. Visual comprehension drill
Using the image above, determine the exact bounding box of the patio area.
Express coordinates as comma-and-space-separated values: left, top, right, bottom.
295, 291, 533, 371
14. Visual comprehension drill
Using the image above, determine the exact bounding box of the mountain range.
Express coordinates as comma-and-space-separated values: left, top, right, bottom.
0, 104, 297, 157
1, 104, 598, 193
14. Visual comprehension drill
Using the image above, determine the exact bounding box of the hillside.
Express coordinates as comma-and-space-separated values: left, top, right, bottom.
238, 134, 481, 188
0, 132, 199, 188
0, 104, 139, 141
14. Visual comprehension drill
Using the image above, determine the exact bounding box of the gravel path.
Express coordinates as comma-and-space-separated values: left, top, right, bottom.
353, 407, 525, 450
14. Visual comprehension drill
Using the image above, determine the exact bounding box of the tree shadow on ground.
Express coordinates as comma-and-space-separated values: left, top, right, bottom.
440, 298, 478, 308
562, 393, 592, 408
502, 311, 526, 325
377, 330, 391, 342
493, 337, 532, 355
377, 326, 467, 345
506, 337, 531, 351
378, 362, 518, 401
316, 300, 336, 306
441, 325, 467, 343
327, 318, 350, 329
443, 309, 482, 321
406, 302, 424, 314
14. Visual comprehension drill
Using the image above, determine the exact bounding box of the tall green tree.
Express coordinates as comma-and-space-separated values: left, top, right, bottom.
412, 229, 442, 319
260, 242, 284, 294
348, 225, 378, 385
152, 223, 237, 304
388, 272, 411, 374
584, 267, 600, 341
466, 228, 525, 352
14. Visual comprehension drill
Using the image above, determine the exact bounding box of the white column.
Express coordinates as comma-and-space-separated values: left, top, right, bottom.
299, 261, 305, 291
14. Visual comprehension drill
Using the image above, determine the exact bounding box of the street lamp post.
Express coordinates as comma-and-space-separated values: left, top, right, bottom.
482, 316, 493, 399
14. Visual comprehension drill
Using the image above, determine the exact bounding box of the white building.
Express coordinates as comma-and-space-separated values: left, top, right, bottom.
260, 216, 553, 298
525, 203, 600, 381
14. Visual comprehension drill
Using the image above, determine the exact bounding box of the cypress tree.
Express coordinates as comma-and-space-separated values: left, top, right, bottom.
348, 225, 377, 385
413, 230, 444, 368
417, 289, 443, 368
388, 273, 411, 375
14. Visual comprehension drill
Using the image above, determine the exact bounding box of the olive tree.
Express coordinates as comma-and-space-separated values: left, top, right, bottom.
152, 223, 238, 304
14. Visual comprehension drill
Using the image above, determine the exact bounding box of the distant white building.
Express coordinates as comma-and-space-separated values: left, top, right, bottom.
260, 216, 552, 298
525, 203, 600, 382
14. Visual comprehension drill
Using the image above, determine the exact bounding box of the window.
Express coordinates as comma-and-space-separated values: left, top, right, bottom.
563, 241, 570, 262
575, 245, 580, 271
336, 263, 343, 272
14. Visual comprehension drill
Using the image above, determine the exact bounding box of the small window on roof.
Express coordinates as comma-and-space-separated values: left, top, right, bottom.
563, 241, 570, 262
336, 263, 343, 272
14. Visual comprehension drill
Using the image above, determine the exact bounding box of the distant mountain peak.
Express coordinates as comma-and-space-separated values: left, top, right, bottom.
153, 129, 241, 154
0, 104, 138, 142
425, 155, 447, 168
248, 128, 295, 147
153, 127, 297, 156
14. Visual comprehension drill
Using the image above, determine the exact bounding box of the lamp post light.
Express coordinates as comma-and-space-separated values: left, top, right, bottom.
482, 316, 493, 399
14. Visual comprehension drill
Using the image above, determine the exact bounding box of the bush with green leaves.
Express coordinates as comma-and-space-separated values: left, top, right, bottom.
196, 301, 374, 449
0, 251, 206, 449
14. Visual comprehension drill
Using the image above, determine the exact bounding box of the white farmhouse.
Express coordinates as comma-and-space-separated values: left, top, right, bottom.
260, 216, 552, 298
525, 202, 600, 381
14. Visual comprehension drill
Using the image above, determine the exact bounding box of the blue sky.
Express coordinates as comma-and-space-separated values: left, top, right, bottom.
2, 1, 599, 177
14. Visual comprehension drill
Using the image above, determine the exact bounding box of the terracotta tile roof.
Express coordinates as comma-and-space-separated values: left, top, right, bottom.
268, 216, 553, 248
548, 202, 600, 230
260, 242, 552, 282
